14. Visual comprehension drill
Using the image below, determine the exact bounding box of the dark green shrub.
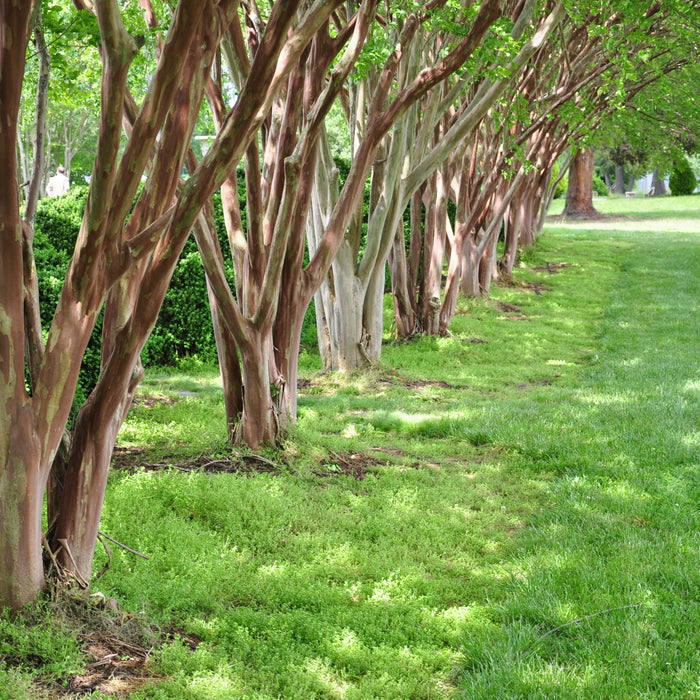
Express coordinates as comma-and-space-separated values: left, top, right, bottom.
550, 162, 568, 199
669, 157, 697, 196
33, 189, 230, 391
592, 174, 609, 197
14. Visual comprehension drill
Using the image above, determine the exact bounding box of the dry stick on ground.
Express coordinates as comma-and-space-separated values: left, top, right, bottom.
57, 539, 90, 588
523, 603, 651, 655
42, 533, 66, 581
97, 531, 149, 559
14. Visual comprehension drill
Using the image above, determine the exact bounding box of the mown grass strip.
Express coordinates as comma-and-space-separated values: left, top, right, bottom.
459, 195, 700, 698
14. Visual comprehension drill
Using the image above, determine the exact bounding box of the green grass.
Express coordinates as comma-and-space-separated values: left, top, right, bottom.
4, 194, 699, 698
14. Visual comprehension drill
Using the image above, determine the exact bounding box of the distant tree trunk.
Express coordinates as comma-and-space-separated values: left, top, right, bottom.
563, 148, 599, 217
613, 164, 625, 194
649, 169, 667, 196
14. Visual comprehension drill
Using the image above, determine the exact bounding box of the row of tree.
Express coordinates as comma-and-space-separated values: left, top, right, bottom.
1, 0, 699, 608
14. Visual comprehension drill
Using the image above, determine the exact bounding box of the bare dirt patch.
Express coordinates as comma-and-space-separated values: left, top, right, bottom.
111, 448, 284, 475
494, 300, 529, 320
313, 452, 387, 480
131, 395, 175, 409
531, 261, 572, 274
33, 588, 201, 699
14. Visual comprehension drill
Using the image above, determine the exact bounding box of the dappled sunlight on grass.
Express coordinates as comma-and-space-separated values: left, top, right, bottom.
98, 197, 700, 697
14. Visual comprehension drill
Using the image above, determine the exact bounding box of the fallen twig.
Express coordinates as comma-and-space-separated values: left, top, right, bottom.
56, 538, 90, 588
95, 533, 113, 579
524, 603, 650, 654
42, 533, 66, 581
97, 531, 149, 559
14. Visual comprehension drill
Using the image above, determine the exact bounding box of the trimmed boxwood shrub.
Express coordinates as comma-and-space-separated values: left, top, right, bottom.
33, 188, 234, 408
669, 157, 697, 196
592, 174, 609, 197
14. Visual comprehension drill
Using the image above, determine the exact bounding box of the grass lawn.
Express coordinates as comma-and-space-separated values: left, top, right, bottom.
2, 194, 699, 698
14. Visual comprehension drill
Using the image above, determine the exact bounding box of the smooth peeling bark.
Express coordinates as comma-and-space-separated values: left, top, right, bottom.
236, 333, 277, 448
0, 412, 43, 608
52, 381, 136, 580
419, 164, 448, 335
563, 148, 600, 217
0, 0, 43, 609
50, 1, 237, 577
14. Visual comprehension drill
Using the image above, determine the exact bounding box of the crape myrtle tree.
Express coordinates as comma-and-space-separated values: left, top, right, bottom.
198, 0, 508, 434
310, 0, 568, 365
1, 0, 350, 608
396, 0, 697, 331
561, 0, 698, 217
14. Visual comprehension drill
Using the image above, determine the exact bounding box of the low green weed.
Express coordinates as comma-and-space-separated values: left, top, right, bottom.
13, 194, 699, 697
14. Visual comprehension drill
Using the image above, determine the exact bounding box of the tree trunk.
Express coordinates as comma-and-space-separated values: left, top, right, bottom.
460, 235, 482, 297
0, 0, 43, 609
613, 164, 625, 195
419, 166, 448, 335
236, 334, 277, 448
649, 169, 667, 196
53, 364, 140, 581
500, 198, 522, 276
563, 148, 599, 217
0, 423, 45, 608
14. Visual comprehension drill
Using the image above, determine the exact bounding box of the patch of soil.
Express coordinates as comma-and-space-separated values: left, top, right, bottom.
313, 452, 387, 480
131, 395, 175, 409
402, 378, 453, 389
516, 379, 555, 389
34, 589, 201, 699
375, 369, 456, 390
111, 446, 146, 470
111, 449, 284, 476
527, 282, 552, 295
494, 300, 522, 314
547, 212, 632, 225
530, 262, 572, 274
494, 300, 529, 320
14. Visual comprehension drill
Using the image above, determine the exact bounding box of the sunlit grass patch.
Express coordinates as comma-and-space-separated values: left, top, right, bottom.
29, 196, 689, 697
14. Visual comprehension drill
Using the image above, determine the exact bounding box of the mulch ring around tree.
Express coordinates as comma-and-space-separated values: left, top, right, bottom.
112, 447, 386, 481
36, 587, 201, 699
111, 447, 283, 475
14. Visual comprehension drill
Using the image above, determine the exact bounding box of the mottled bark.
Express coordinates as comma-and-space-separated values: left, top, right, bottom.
0, 0, 42, 609
563, 148, 599, 217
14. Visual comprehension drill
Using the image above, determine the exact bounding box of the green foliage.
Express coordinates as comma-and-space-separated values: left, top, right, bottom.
142, 245, 218, 367
669, 156, 697, 196
592, 173, 609, 196
550, 162, 568, 199
0, 604, 83, 686
33, 188, 237, 375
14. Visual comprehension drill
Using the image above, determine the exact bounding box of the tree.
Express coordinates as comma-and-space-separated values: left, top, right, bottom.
1, 0, 341, 608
